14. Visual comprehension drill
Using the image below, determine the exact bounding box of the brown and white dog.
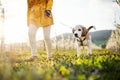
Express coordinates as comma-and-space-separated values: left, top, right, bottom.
72, 25, 95, 57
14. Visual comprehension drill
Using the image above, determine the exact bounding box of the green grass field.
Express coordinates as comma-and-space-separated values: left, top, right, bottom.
0, 49, 120, 80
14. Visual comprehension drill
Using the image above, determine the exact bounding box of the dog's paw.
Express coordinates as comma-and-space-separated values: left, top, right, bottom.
77, 54, 80, 57
89, 54, 92, 56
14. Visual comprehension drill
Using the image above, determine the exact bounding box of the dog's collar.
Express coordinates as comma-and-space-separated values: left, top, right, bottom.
77, 37, 86, 42
77, 37, 86, 46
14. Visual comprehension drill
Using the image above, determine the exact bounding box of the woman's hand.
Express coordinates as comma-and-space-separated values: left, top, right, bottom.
45, 10, 51, 17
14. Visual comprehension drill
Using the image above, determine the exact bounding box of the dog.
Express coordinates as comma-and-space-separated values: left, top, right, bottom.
72, 25, 95, 57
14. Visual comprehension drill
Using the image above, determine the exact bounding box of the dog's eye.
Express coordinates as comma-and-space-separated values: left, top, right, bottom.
78, 29, 81, 31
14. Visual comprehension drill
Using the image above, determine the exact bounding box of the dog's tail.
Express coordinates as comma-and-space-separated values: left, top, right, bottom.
87, 26, 96, 32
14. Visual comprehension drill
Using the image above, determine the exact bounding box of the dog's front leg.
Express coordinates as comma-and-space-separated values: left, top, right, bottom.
76, 42, 81, 57
88, 36, 92, 55
83, 46, 86, 56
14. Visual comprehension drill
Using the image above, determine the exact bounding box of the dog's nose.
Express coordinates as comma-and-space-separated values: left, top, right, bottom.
74, 33, 78, 37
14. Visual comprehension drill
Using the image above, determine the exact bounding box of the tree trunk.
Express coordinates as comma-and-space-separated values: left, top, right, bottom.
0, 1, 5, 53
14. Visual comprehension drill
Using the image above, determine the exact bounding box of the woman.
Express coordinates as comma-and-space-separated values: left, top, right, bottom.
26, 0, 54, 61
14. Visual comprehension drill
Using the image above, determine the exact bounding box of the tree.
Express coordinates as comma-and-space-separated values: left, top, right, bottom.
0, 0, 5, 53
115, 24, 120, 29
116, 0, 120, 6
113, 0, 120, 29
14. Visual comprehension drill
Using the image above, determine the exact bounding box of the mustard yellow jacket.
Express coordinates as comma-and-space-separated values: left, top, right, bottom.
27, 0, 54, 27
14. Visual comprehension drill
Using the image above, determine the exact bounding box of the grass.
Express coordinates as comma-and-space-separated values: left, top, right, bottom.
0, 49, 120, 80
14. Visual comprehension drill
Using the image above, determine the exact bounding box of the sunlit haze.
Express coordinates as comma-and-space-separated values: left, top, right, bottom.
0, 0, 120, 44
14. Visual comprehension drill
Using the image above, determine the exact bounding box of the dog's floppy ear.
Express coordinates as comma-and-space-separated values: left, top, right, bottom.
82, 27, 88, 36
72, 28, 75, 33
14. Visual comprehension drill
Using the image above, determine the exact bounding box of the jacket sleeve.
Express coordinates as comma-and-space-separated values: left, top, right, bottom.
46, 0, 53, 10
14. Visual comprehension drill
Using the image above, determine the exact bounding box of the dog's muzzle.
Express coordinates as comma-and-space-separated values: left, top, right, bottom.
74, 33, 78, 37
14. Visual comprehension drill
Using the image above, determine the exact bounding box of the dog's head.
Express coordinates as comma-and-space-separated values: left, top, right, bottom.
72, 25, 87, 38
